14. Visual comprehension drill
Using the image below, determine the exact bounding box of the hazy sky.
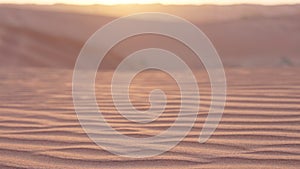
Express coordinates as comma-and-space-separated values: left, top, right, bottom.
0, 0, 300, 5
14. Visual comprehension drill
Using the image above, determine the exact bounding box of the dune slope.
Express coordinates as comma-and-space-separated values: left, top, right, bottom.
0, 4, 300, 68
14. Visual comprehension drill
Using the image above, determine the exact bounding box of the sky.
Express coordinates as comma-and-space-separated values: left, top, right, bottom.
0, 0, 300, 5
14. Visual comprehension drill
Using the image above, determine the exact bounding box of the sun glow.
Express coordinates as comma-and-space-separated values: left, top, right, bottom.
0, 0, 300, 5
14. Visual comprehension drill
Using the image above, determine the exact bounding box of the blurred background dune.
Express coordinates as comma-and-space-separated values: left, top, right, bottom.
0, 4, 299, 68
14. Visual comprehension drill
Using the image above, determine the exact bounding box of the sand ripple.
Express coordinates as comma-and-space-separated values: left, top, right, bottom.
0, 68, 299, 168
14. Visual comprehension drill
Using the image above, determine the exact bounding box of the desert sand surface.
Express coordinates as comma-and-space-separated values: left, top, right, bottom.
1, 68, 300, 169
0, 4, 300, 169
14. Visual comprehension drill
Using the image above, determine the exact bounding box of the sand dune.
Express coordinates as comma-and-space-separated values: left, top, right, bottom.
1, 68, 300, 168
0, 4, 300, 68
0, 4, 299, 169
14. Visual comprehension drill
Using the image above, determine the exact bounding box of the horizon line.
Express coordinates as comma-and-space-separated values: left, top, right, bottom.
1, 2, 300, 6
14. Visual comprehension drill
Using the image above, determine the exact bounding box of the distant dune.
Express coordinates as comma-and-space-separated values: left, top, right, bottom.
0, 4, 300, 68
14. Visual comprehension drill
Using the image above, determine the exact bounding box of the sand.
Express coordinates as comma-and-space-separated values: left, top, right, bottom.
0, 68, 299, 168
1, 4, 300, 68
0, 4, 299, 169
